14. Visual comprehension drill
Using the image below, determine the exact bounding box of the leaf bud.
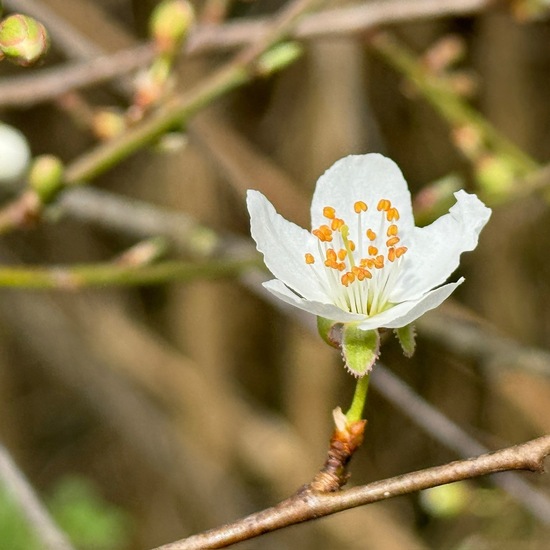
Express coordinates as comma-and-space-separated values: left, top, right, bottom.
150, 0, 195, 56
0, 14, 49, 66
28, 155, 64, 204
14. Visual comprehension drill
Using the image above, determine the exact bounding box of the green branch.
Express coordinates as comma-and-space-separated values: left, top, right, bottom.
371, 32, 538, 198
0, 257, 261, 289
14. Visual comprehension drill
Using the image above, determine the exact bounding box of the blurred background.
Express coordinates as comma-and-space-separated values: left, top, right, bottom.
0, 0, 550, 548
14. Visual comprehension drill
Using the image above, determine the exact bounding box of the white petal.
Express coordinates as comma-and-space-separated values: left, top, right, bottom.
263, 279, 366, 323
357, 279, 463, 330
247, 190, 328, 302
310, 154, 415, 237
391, 191, 491, 301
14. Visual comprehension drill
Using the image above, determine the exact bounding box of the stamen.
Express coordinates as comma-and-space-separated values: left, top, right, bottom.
331, 218, 345, 231
386, 236, 400, 247
377, 199, 391, 211
308, 198, 408, 317
374, 255, 384, 269
395, 246, 407, 258
341, 272, 356, 287
313, 224, 333, 242
323, 206, 336, 219
387, 207, 400, 221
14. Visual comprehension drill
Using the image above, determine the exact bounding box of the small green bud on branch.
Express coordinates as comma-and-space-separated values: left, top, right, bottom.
0, 14, 49, 66
29, 155, 64, 204
150, 0, 195, 57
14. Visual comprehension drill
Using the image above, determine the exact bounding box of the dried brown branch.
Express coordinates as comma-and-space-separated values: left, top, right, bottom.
153, 435, 550, 549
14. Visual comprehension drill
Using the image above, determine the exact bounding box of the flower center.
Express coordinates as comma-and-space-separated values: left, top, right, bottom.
305, 199, 408, 316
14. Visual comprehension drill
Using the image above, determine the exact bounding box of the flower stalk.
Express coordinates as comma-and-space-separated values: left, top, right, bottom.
345, 373, 370, 424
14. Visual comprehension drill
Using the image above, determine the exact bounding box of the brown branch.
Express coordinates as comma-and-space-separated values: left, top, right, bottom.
188, 0, 495, 55
153, 435, 550, 549
0, 0, 496, 108
0, 44, 154, 107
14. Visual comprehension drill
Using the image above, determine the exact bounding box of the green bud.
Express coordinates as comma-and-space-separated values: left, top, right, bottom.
93, 109, 127, 140
0, 14, 49, 66
256, 42, 302, 76
150, 0, 195, 56
29, 155, 64, 204
394, 324, 416, 358
476, 154, 515, 200
420, 482, 471, 518
341, 325, 379, 377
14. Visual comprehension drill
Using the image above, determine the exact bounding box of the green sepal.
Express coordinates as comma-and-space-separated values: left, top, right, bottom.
317, 316, 342, 349
394, 324, 416, 357
341, 325, 379, 377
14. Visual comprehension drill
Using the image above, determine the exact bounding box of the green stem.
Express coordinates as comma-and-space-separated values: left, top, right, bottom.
345, 374, 370, 423
0, 257, 261, 289
371, 33, 538, 176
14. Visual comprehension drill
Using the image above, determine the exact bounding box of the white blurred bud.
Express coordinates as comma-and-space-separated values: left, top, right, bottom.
0, 123, 31, 182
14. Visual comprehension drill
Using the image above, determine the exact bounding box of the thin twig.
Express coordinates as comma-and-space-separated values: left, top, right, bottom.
0, 257, 259, 289
371, 365, 550, 524
0, 0, 496, 108
152, 435, 550, 549
187, 0, 496, 55
370, 32, 538, 177
0, 441, 75, 550
0, 45, 154, 107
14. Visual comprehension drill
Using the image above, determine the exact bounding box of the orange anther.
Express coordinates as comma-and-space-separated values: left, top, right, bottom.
305, 253, 315, 264
337, 249, 347, 261
313, 229, 327, 242
331, 218, 345, 231
314, 224, 333, 242
377, 199, 391, 211
352, 266, 372, 281
326, 249, 337, 262
386, 236, 400, 247
368, 245, 378, 256
388, 248, 396, 262
323, 206, 336, 219
348, 240, 356, 251
374, 255, 385, 269
354, 200, 368, 213
387, 224, 398, 237
386, 207, 400, 221
337, 262, 346, 271
361, 258, 374, 269
325, 259, 338, 269
395, 246, 408, 258
341, 272, 356, 287
366, 229, 376, 241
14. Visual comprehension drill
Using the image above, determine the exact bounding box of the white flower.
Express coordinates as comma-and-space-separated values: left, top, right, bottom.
247, 153, 491, 332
